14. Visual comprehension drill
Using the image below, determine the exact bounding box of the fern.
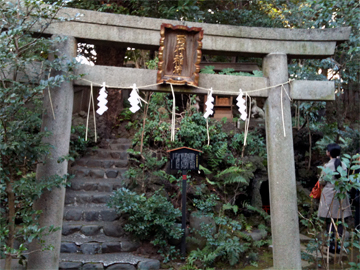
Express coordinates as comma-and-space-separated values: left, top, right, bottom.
236, 230, 252, 242
208, 143, 227, 170
219, 68, 235, 75
215, 166, 243, 177
224, 175, 248, 185
224, 237, 242, 266
200, 65, 216, 74
252, 70, 263, 77
244, 203, 270, 220
199, 164, 212, 175
215, 166, 249, 186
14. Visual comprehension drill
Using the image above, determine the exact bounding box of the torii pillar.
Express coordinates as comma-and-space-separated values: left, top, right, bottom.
263, 53, 301, 268
27, 36, 76, 270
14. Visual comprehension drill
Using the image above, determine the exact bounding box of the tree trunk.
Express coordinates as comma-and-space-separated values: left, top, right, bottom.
95, 45, 127, 139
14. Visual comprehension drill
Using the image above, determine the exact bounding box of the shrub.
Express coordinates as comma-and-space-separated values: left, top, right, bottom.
108, 188, 183, 255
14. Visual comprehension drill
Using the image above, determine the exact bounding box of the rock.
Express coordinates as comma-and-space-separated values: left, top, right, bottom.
103, 221, 125, 237
250, 176, 268, 209
62, 224, 82, 236
93, 194, 109, 203
59, 261, 83, 270
101, 242, 121, 253
98, 183, 113, 192
69, 181, 82, 191
84, 210, 100, 221
90, 169, 105, 178
110, 152, 122, 159
83, 263, 104, 269
73, 168, 90, 177
78, 111, 87, 118
82, 182, 97, 191
102, 160, 115, 168
87, 160, 103, 167
120, 240, 141, 252
137, 260, 160, 270
81, 242, 101, 255
64, 209, 83, 221
106, 169, 119, 178
76, 159, 88, 166
114, 160, 128, 168
81, 225, 101, 236
244, 229, 267, 241
65, 195, 75, 204
101, 209, 118, 221
60, 242, 78, 253
107, 264, 136, 270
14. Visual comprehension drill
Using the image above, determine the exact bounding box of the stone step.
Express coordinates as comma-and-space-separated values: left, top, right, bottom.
62, 221, 125, 237
84, 148, 129, 160
61, 235, 140, 254
65, 190, 114, 205
101, 138, 132, 147
60, 253, 160, 270
63, 205, 120, 222
107, 143, 131, 151
108, 138, 132, 144
69, 166, 127, 179
67, 178, 126, 192
74, 158, 128, 168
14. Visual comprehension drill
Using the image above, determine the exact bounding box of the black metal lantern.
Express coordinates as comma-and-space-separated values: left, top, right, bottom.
167, 147, 202, 256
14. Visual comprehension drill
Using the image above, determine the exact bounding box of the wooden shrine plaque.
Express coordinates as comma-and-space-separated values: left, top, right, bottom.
167, 147, 202, 171
157, 24, 203, 86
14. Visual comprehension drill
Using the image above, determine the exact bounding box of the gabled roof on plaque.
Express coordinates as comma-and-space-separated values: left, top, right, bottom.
167, 147, 203, 153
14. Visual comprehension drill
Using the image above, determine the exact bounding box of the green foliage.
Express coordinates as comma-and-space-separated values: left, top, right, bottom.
215, 166, 248, 186
0, 0, 79, 262
201, 66, 264, 77
206, 142, 228, 171
188, 195, 270, 267
0, 174, 70, 257
231, 130, 266, 157
200, 65, 216, 74
118, 109, 133, 122
192, 194, 219, 215
108, 188, 183, 257
69, 125, 95, 159
244, 203, 270, 221
145, 57, 159, 70
187, 213, 261, 267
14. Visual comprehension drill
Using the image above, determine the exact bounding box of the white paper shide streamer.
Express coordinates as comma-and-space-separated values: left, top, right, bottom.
96, 82, 108, 115
236, 89, 247, 121
128, 83, 142, 113
204, 88, 214, 119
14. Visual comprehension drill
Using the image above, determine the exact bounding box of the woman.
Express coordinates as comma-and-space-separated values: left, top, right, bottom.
318, 143, 352, 253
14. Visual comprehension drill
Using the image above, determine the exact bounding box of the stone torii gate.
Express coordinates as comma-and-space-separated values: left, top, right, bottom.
26, 6, 351, 270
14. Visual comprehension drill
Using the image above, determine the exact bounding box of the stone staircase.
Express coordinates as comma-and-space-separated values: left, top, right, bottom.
60, 138, 161, 270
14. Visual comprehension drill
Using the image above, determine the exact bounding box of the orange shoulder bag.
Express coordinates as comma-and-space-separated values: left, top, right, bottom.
310, 181, 322, 199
